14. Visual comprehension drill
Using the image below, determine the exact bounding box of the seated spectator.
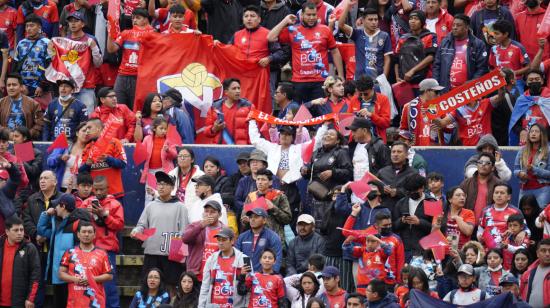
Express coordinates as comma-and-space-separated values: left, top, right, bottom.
347, 117, 390, 180
202, 156, 233, 198
398, 131, 428, 177
499, 275, 531, 308
345, 293, 367, 308
520, 195, 543, 257
470, 0, 516, 48
510, 248, 532, 280
519, 238, 550, 307
284, 271, 323, 307
287, 214, 326, 275
365, 279, 400, 308
187, 175, 228, 224
171, 272, 200, 308
318, 265, 347, 308
443, 264, 489, 304
12, 126, 42, 192
427, 172, 445, 202
90, 87, 136, 144
0, 73, 44, 140
432, 187, 475, 251
134, 93, 163, 142
461, 241, 486, 267
474, 249, 510, 297
168, 147, 204, 205
463, 134, 512, 181
129, 268, 171, 308
42, 79, 88, 141
502, 214, 531, 270
337, 180, 389, 231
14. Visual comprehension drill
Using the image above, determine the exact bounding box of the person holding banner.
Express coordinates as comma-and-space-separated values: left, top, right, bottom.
90, 87, 136, 144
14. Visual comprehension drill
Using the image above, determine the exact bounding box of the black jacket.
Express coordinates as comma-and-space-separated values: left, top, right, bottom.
201, 0, 243, 43
392, 194, 434, 255
20, 191, 62, 240
348, 137, 391, 175
376, 163, 418, 210
260, 1, 292, 70
319, 200, 347, 257
0, 162, 21, 221
286, 232, 326, 275
310, 145, 353, 192
0, 236, 41, 307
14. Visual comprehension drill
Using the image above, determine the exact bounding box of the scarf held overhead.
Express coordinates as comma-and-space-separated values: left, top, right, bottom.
248, 110, 338, 126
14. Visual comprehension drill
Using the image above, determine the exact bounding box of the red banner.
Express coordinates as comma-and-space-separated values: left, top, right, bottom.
108, 0, 121, 39
249, 110, 338, 126
425, 70, 506, 120
135, 33, 271, 124
45, 37, 92, 92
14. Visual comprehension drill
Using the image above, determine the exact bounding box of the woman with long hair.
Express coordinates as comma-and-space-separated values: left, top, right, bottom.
130, 268, 171, 308
475, 249, 510, 297
509, 248, 532, 279
432, 186, 475, 250
168, 147, 204, 206
134, 92, 164, 142
285, 271, 322, 308
172, 272, 200, 308
203, 156, 234, 196
12, 126, 43, 192
519, 194, 543, 257
514, 123, 550, 207
402, 268, 439, 306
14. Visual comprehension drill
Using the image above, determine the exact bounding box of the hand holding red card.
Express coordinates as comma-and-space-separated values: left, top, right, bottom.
134, 228, 156, 241
146, 173, 157, 190
419, 230, 448, 250
424, 200, 443, 217
168, 238, 188, 263
14, 142, 35, 162
47, 133, 69, 153
349, 180, 371, 201
243, 197, 268, 214
293, 105, 313, 122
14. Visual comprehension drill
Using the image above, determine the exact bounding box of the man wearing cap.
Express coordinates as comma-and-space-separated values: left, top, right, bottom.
500, 275, 531, 307
182, 199, 225, 280
36, 193, 91, 308
228, 151, 251, 194
78, 175, 124, 308
90, 87, 136, 144
347, 117, 390, 182
62, 11, 102, 115
199, 226, 247, 307
318, 265, 347, 307
131, 171, 190, 294
236, 207, 283, 273
287, 213, 326, 275
189, 174, 228, 225
398, 130, 428, 177
399, 79, 445, 146
394, 10, 437, 87
59, 0, 93, 36
161, 88, 195, 144
444, 264, 488, 304
42, 79, 88, 141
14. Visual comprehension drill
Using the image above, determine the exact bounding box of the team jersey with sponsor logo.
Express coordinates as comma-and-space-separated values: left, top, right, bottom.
199, 226, 221, 281
211, 255, 237, 308
350, 29, 392, 79
245, 272, 285, 308
0, 6, 17, 49
450, 98, 494, 146
489, 41, 529, 76
114, 25, 155, 76
155, 7, 196, 33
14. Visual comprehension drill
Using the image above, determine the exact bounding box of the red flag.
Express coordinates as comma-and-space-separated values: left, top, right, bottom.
361, 171, 383, 184
432, 246, 447, 262
133, 141, 148, 165
336, 43, 356, 80
349, 180, 372, 201
108, 0, 121, 39
538, 7, 550, 38
47, 133, 69, 153
482, 228, 498, 249
424, 200, 443, 217
146, 173, 157, 190
337, 113, 355, 136
419, 230, 448, 250
243, 197, 268, 214
134, 228, 157, 241
134, 34, 271, 118
337, 226, 377, 240
167, 124, 183, 145
45, 37, 92, 92
14, 142, 35, 162
293, 105, 313, 122
301, 140, 315, 164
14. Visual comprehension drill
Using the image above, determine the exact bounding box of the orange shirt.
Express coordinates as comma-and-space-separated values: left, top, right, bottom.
149, 136, 165, 169
0, 239, 17, 306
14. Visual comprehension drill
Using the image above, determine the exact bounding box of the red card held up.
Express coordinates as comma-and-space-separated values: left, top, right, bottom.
243, 197, 268, 214
167, 124, 183, 145
14, 142, 35, 162
349, 180, 371, 201
482, 229, 498, 249
47, 133, 69, 153
419, 230, 448, 250
133, 141, 148, 165
146, 173, 157, 190
169, 238, 188, 263
301, 140, 315, 164
293, 105, 313, 122
424, 200, 443, 217
337, 113, 355, 136
134, 228, 156, 241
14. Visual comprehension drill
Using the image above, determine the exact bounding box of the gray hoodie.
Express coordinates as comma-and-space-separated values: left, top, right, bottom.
464, 134, 512, 181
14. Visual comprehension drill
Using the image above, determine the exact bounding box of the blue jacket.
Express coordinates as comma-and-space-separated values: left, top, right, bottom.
432, 31, 488, 93
46, 147, 71, 190
164, 105, 195, 145
514, 145, 550, 185
235, 227, 283, 272
368, 293, 400, 308
42, 98, 88, 141
37, 208, 90, 284
234, 175, 281, 216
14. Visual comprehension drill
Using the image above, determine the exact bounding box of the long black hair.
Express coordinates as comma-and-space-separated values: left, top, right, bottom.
439, 186, 466, 232
173, 272, 200, 308
140, 268, 168, 298
510, 248, 532, 278
293, 272, 320, 301
141, 92, 162, 118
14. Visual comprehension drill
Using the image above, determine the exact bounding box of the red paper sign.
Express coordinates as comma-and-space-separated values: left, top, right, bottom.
419, 230, 448, 250
432, 246, 447, 262
301, 140, 315, 164
293, 105, 313, 122
47, 133, 69, 152
134, 228, 156, 241
14, 142, 35, 162
133, 141, 148, 165
146, 173, 157, 190
167, 125, 183, 145
424, 200, 443, 217
249, 110, 337, 126
361, 171, 384, 185
243, 197, 268, 214
537, 6, 550, 38
338, 226, 377, 241
168, 238, 188, 263
337, 113, 355, 136
108, 0, 121, 39
349, 180, 372, 201
425, 70, 506, 120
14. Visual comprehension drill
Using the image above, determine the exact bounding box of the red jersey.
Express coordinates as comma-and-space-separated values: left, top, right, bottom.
322, 289, 347, 308
380, 234, 405, 285
245, 272, 285, 308
278, 24, 337, 83
16, 0, 58, 38
434, 208, 475, 250
114, 25, 155, 76
78, 196, 125, 253
450, 38, 468, 89
0, 6, 17, 49
123, 0, 141, 15
352, 243, 391, 295
60, 246, 112, 308
233, 27, 271, 62
155, 7, 196, 33
199, 226, 221, 281
0, 239, 16, 306
522, 103, 549, 133
211, 255, 237, 308
450, 99, 494, 146
479, 205, 523, 244
489, 41, 530, 76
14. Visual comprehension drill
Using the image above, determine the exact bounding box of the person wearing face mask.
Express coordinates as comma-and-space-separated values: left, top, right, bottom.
42, 79, 88, 141
392, 173, 434, 262
514, 0, 549, 61
443, 264, 488, 304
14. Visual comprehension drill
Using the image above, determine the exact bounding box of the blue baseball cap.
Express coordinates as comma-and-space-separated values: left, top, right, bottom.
321, 266, 340, 278
246, 207, 268, 217
68, 11, 85, 21
51, 193, 76, 211
499, 274, 519, 286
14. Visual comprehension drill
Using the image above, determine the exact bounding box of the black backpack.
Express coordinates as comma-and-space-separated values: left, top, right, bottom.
398, 33, 430, 84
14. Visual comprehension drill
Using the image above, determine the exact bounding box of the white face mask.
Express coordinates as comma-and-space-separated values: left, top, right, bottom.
59, 94, 72, 101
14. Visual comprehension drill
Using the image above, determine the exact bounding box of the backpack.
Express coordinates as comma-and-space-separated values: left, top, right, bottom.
398, 33, 429, 84
449, 289, 486, 304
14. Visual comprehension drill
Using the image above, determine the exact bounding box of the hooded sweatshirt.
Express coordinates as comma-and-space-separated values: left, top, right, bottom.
464, 134, 512, 181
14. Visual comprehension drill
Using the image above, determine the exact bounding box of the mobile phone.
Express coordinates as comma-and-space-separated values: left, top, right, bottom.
92, 199, 100, 207
402, 212, 410, 217
243, 256, 251, 268
217, 112, 224, 123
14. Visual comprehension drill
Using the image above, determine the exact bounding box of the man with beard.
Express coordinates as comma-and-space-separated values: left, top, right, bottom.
286, 214, 326, 275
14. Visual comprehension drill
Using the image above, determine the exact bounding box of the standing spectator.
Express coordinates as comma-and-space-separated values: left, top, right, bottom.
37, 193, 91, 308
296, 0, 334, 26
236, 207, 283, 273
397, 131, 428, 176
424, 0, 453, 44
510, 249, 532, 280
267, 4, 344, 103
346, 117, 390, 179
0, 153, 20, 236
16, 0, 59, 41
432, 187, 475, 251
199, 227, 247, 307
0, 216, 40, 308
392, 174, 433, 261
58, 221, 113, 308
161, 88, 195, 145
520, 195, 543, 256
58, 0, 94, 36
351, 77, 392, 142
519, 238, 550, 307
42, 79, 88, 141
318, 266, 347, 308
475, 249, 510, 296
491, 68, 519, 146
514, 123, 550, 207
160, 5, 201, 34
306, 76, 352, 117
131, 171, 190, 294
148, 2, 196, 33
228, 151, 251, 197
79, 176, 124, 308
168, 147, 204, 205
459, 152, 501, 222
375, 141, 418, 210
129, 268, 171, 308
514, 0, 549, 61
204, 78, 252, 145
261, 0, 291, 30
345, 293, 367, 308
187, 175, 228, 225
201, 0, 242, 44
272, 82, 299, 122
134, 93, 163, 143
90, 87, 136, 143
443, 264, 487, 305
0, 73, 44, 139
0, 128, 28, 191
64, 11, 102, 114
72, 172, 93, 207
432, 14, 488, 93
202, 157, 234, 200
14, 14, 51, 99
181, 200, 225, 280
364, 279, 400, 308
375, 211, 406, 288
107, 8, 155, 111
399, 79, 444, 146
0, 0, 18, 52
337, 180, 390, 232
470, 0, 516, 48
287, 214, 326, 275
337, 5, 392, 79
463, 134, 512, 181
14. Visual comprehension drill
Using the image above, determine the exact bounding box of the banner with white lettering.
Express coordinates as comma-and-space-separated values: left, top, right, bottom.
425, 70, 506, 120
248, 110, 338, 126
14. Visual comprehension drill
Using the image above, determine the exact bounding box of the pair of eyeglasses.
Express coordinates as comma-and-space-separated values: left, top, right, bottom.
476, 161, 492, 166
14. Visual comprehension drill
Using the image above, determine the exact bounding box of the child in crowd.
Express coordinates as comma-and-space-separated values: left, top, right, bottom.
427, 172, 446, 204
501, 214, 531, 270
409, 249, 440, 292
394, 265, 412, 305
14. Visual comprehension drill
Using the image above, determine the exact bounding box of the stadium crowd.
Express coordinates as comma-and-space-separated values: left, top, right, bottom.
1, 0, 550, 307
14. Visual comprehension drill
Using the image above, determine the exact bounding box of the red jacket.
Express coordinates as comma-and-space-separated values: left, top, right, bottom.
515, 7, 550, 61
90, 104, 136, 141
139, 134, 177, 183
349, 92, 391, 142
233, 27, 270, 62
204, 99, 252, 145
432, 9, 454, 44
520, 259, 550, 306
78, 195, 124, 253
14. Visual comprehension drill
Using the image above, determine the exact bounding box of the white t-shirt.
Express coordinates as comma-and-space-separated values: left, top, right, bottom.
426, 18, 438, 34
352, 143, 369, 181
444, 288, 488, 305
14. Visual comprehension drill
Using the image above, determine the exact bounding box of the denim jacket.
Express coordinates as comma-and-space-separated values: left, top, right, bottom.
513, 145, 550, 184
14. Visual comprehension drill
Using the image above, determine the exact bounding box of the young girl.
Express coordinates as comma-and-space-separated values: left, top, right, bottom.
140, 117, 177, 202
475, 249, 510, 297
238, 248, 286, 308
